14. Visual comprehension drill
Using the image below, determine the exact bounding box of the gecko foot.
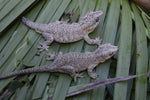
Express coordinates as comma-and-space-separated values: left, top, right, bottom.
90, 73, 99, 79
46, 52, 56, 61
38, 42, 49, 52
95, 37, 101, 46
73, 73, 84, 82
46, 52, 63, 61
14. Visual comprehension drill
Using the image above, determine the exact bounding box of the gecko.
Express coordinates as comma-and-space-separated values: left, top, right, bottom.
22, 11, 103, 51
0, 43, 118, 82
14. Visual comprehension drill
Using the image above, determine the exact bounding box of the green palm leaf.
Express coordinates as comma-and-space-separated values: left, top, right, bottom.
0, 0, 149, 100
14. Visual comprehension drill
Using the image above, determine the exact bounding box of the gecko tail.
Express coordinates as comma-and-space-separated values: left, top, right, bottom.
22, 17, 49, 33
0, 65, 56, 80
22, 17, 28, 24
22, 17, 39, 30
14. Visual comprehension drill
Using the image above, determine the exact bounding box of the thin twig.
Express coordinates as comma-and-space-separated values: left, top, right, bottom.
48, 71, 150, 100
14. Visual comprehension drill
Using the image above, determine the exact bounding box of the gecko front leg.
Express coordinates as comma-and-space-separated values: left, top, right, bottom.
38, 32, 54, 52
87, 64, 99, 79
83, 35, 101, 46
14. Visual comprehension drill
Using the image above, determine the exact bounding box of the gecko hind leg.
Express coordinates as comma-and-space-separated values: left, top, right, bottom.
60, 66, 84, 82
38, 32, 54, 52
72, 73, 84, 82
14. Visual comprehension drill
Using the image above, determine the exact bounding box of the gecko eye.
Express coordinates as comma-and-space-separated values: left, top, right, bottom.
95, 17, 99, 22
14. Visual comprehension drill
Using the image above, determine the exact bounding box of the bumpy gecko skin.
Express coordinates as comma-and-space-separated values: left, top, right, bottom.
0, 43, 118, 82
22, 11, 103, 51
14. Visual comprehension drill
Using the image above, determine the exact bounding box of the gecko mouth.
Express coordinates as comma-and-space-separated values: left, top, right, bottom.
109, 52, 115, 56
88, 20, 100, 31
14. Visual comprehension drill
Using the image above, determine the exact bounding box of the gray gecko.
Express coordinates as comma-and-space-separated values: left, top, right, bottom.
0, 43, 118, 82
22, 11, 103, 51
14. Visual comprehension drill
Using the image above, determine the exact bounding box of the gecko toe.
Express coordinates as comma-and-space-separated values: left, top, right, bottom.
77, 73, 84, 78
38, 43, 49, 52
46, 52, 56, 61
46, 52, 51, 56
95, 37, 101, 45
90, 73, 98, 79
73, 73, 84, 82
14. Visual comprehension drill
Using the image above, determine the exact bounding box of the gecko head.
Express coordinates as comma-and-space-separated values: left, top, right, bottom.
79, 11, 103, 32
95, 43, 118, 62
